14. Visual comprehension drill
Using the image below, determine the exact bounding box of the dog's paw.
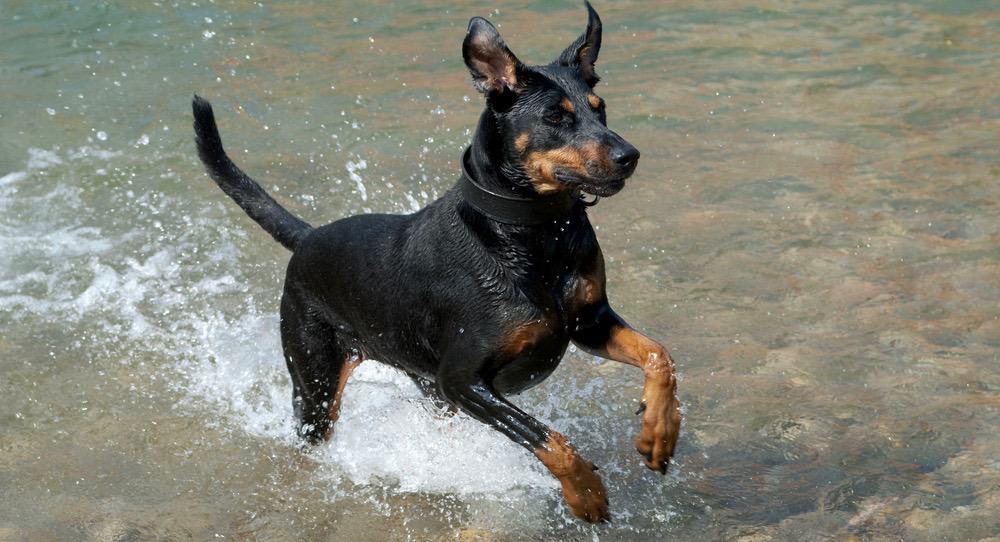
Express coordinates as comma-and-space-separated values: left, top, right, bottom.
558, 458, 610, 523
536, 433, 610, 523
634, 377, 681, 474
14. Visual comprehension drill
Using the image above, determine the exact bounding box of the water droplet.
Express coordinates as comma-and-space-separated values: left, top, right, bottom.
96, 131, 108, 141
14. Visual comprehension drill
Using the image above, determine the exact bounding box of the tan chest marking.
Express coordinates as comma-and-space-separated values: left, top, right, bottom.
576, 275, 602, 306
502, 314, 557, 358
569, 262, 606, 315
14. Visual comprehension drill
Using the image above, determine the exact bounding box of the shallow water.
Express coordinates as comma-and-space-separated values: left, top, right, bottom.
1, 1, 999, 540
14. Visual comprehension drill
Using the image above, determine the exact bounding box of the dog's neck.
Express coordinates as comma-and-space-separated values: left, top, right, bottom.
468, 109, 538, 199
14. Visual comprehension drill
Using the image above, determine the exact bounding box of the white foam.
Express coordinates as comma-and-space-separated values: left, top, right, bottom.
0, 171, 27, 186
175, 312, 297, 440
175, 310, 556, 494
67, 145, 122, 161
26, 147, 63, 170
346, 157, 368, 201
321, 363, 556, 493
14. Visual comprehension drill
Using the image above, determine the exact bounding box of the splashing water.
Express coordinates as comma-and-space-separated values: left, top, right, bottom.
0, 144, 556, 494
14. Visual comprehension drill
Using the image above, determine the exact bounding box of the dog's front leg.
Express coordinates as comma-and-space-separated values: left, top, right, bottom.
437, 341, 609, 523
571, 303, 681, 473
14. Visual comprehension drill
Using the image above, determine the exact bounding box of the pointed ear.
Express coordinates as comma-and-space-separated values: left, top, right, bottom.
463, 17, 524, 95
556, 1, 602, 87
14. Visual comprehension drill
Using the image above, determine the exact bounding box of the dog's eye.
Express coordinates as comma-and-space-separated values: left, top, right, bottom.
546, 110, 574, 124
545, 111, 565, 124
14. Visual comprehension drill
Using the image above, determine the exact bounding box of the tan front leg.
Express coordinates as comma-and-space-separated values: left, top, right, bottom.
569, 248, 681, 472
590, 322, 682, 473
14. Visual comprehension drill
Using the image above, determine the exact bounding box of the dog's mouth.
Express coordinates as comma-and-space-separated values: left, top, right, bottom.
555, 171, 627, 197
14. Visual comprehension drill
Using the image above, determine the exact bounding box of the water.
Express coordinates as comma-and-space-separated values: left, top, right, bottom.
1, 1, 998, 540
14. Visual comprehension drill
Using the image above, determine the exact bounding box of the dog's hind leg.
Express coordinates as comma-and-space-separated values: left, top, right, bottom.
280, 290, 361, 443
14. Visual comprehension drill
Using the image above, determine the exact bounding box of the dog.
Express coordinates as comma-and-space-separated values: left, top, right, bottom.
192, 1, 680, 523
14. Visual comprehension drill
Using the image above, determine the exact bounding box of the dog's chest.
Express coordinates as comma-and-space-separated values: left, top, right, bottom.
491, 271, 594, 394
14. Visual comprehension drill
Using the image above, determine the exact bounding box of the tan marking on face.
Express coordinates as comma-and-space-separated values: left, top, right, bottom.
534, 432, 609, 522
587, 94, 603, 109
560, 97, 575, 113
514, 132, 530, 153
580, 141, 612, 170
523, 146, 588, 194
523, 141, 612, 194
322, 355, 362, 440
502, 314, 556, 358
523, 139, 615, 194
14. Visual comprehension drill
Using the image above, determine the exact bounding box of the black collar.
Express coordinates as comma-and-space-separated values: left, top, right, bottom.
458, 146, 583, 226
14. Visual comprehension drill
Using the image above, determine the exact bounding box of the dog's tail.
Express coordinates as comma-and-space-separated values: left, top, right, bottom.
192, 95, 313, 251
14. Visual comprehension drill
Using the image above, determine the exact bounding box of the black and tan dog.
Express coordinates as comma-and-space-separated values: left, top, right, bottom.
192, 2, 680, 523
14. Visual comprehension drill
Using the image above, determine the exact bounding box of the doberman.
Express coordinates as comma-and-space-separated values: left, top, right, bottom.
192, 2, 680, 523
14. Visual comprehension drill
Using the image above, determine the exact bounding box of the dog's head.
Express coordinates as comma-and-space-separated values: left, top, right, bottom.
463, 1, 639, 197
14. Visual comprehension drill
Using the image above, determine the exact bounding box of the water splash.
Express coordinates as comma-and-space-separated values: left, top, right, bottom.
0, 143, 555, 498
345, 157, 367, 201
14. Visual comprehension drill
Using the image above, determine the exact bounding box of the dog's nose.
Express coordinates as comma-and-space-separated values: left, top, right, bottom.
610, 144, 640, 169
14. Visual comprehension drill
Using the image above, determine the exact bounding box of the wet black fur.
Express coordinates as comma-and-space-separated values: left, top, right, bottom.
192, 3, 640, 456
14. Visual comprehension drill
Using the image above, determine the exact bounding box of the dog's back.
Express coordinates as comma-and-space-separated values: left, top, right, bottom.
286, 196, 467, 376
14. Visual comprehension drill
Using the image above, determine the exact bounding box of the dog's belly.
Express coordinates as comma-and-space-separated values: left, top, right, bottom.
492, 335, 569, 394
